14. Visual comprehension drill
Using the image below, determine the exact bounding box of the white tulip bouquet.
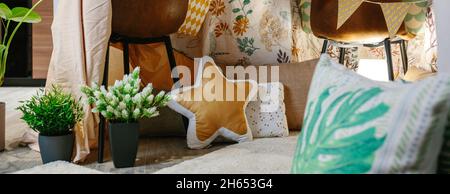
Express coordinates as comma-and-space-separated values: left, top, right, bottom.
81, 67, 171, 123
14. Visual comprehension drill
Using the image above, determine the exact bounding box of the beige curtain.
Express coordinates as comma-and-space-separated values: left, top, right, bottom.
45, 0, 112, 162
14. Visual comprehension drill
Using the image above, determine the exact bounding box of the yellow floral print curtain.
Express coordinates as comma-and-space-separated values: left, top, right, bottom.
171, 0, 437, 77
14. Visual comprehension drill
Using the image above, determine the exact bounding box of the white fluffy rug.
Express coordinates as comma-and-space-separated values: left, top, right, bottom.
0, 87, 41, 150
13, 161, 106, 174
155, 135, 298, 174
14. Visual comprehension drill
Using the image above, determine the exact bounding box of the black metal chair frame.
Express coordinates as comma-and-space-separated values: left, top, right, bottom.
321, 38, 409, 81
97, 33, 186, 163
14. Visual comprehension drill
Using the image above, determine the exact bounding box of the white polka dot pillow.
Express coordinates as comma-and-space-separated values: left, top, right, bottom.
245, 82, 289, 138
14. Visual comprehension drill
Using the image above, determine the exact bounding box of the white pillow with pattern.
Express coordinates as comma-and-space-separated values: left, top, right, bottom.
246, 82, 289, 138
292, 54, 450, 174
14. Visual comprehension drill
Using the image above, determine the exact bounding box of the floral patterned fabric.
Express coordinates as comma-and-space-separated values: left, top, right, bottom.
171, 0, 437, 77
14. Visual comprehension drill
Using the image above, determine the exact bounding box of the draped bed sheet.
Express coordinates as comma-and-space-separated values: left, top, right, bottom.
44, 0, 111, 162
44, 0, 437, 162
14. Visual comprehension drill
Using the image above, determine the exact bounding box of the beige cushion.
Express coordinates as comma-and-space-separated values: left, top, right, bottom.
220, 59, 319, 130
403, 66, 437, 82
169, 57, 258, 149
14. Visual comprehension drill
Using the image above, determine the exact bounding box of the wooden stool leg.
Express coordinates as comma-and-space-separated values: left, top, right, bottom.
384, 39, 395, 81
400, 40, 409, 74
98, 43, 110, 163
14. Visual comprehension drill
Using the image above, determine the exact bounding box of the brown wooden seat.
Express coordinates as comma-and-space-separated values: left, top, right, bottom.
310, 0, 414, 43
111, 0, 189, 38
308, 0, 428, 81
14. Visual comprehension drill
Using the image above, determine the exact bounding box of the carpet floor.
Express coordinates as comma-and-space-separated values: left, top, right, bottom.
155, 135, 298, 174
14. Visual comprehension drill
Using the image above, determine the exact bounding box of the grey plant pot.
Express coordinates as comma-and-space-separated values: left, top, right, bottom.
38, 132, 74, 164
109, 122, 140, 168
0, 102, 5, 151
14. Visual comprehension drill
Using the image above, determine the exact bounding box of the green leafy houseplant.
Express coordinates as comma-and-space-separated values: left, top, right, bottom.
81, 67, 171, 168
0, 0, 43, 85
17, 86, 84, 136
81, 67, 171, 123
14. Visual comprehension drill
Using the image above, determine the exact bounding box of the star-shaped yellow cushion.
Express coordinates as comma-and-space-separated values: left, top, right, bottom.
168, 56, 258, 149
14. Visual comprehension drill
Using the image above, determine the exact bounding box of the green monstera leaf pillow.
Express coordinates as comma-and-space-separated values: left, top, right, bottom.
292, 55, 450, 174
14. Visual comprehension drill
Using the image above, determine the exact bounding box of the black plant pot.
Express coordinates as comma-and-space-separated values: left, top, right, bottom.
109, 122, 139, 168
38, 132, 74, 164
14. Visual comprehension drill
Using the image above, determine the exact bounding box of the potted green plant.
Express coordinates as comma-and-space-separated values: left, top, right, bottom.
0, 0, 43, 152
17, 86, 84, 164
81, 67, 171, 168
0, 0, 42, 85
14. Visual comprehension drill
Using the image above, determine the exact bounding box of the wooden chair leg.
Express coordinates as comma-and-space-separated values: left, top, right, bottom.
321, 39, 329, 54
123, 41, 130, 74
163, 36, 180, 88
98, 43, 110, 163
163, 36, 189, 132
400, 40, 409, 74
384, 39, 395, 81
339, 47, 346, 65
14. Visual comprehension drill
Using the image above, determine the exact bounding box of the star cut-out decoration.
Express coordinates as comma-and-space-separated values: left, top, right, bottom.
168, 56, 258, 149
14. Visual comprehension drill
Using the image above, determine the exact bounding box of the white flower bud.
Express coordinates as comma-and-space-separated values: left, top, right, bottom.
100, 85, 107, 92
142, 84, 152, 94
124, 94, 131, 103
107, 106, 114, 113
133, 108, 141, 119
119, 102, 126, 110
147, 107, 157, 114
94, 91, 101, 98
95, 100, 102, 107
157, 91, 166, 97
122, 110, 129, 118
106, 92, 113, 99
114, 80, 121, 88
124, 84, 132, 93
147, 95, 154, 103
133, 94, 141, 104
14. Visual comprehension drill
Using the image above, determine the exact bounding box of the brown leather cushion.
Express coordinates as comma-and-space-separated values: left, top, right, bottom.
112, 0, 189, 38
220, 59, 319, 130
311, 0, 414, 43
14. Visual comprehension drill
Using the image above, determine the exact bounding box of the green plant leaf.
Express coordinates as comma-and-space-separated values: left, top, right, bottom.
0, 3, 12, 19
0, 44, 5, 53
10, 7, 41, 23
17, 85, 84, 136
292, 87, 390, 174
